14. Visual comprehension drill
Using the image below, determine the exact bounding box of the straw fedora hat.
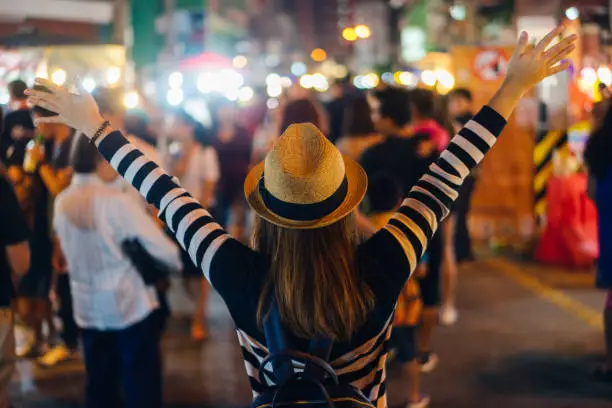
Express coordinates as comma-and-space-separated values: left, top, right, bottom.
244, 123, 368, 229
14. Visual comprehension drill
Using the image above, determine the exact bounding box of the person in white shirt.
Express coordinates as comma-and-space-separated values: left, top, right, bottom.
168, 110, 220, 341
53, 135, 181, 408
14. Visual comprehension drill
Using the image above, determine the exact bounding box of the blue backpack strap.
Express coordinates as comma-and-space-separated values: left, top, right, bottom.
263, 299, 294, 385
263, 297, 335, 385
304, 337, 333, 381
308, 337, 333, 361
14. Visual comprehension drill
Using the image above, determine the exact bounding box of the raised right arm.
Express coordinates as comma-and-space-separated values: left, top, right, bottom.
371, 26, 576, 277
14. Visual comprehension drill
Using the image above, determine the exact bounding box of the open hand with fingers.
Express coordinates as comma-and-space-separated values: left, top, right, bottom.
489, 25, 577, 119
505, 25, 577, 96
26, 78, 106, 138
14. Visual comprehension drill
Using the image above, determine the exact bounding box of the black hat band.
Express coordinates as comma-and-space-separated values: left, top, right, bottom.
258, 174, 349, 222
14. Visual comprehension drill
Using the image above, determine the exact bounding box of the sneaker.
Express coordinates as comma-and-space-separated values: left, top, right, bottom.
439, 306, 459, 326
418, 352, 439, 373
407, 395, 431, 408
37, 344, 77, 368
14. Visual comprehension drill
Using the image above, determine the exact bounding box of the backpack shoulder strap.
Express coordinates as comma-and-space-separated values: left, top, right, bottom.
308, 337, 333, 361
263, 299, 293, 384
263, 297, 335, 384
304, 337, 334, 381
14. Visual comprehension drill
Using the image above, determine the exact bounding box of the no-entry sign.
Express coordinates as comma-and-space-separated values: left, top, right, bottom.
473, 49, 508, 81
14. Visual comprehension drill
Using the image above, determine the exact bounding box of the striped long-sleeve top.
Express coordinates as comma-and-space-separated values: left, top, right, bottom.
95, 105, 507, 407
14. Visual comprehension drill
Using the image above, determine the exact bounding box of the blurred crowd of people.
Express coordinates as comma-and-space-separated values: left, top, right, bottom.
0, 77, 477, 408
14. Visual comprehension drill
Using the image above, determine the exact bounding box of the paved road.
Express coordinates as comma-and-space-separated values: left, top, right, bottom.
8, 259, 612, 407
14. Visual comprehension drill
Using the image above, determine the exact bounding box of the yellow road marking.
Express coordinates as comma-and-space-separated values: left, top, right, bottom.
486, 259, 603, 330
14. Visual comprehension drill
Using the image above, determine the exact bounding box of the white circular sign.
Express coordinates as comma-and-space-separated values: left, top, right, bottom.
474, 50, 508, 81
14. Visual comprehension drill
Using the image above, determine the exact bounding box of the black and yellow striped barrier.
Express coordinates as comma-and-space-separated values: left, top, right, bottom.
533, 130, 568, 220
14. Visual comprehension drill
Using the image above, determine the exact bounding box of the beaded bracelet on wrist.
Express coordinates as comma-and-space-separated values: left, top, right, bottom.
90, 121, 111, 145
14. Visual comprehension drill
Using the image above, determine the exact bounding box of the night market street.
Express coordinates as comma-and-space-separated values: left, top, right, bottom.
9, 259, 612, 408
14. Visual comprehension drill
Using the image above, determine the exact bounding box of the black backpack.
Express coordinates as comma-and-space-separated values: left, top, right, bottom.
251, 300, 375, 408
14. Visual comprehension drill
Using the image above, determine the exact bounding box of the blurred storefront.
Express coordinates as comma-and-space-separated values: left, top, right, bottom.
0, 45, 126, 104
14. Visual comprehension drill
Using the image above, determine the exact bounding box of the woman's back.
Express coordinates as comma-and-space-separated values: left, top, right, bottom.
213, 231, 411, 405
91, 105, 507, 407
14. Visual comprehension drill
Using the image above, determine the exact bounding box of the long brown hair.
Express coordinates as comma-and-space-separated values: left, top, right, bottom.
253, 214, 374, 341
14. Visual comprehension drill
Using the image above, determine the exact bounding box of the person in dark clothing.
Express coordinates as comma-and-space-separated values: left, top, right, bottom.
211, 100, 252, 241
335, 97, 382, 161
1, 80, 35, 167
361, 88, 431, 196
326, 78, 353, 144
585, 98, 612, 382
0, 168, 30, 408
16, 100, 74, 359
361, 87, 442, 372
448, 88, 474, 126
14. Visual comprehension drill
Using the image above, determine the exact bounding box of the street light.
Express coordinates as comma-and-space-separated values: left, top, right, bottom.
311, 48, 327, 62
342, 27, 357, 41
354, 25, 371, 39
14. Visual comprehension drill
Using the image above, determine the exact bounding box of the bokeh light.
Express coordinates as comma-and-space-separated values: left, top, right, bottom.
123, 91, 140, 109
435, 69, 455, 89
82, 77, 96, 93
267, 98, 279, 109
311, 73, 329, 92
238, 86, 254, 102
106, 67, 121, 85
598, 66, 612, 86
232, 55, 248, 69
300, 74, 314, 89
581, 67, 597, 86
167, 88, 184, 106
311, 48, 327, 62
398, 72, 418, 87
51, 69, 67, 86
281, 76, 293, 87
449, 4, 466, 21
168, 72, 183, 88
342, 27, 357, 41
266, 73, 281, 86
421, 70, 437, 86
565, 7, 579, 21
267, 83, 283, 98
291, 62, 307, 76
354, 25, 371, 39
197, 72, 214, 93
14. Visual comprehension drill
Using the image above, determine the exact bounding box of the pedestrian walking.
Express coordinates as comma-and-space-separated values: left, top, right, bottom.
51, 135, 181, 408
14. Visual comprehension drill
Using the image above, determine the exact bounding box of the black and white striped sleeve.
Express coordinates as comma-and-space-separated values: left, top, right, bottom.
382, 106, 507, 271
97, 131, 234, 282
